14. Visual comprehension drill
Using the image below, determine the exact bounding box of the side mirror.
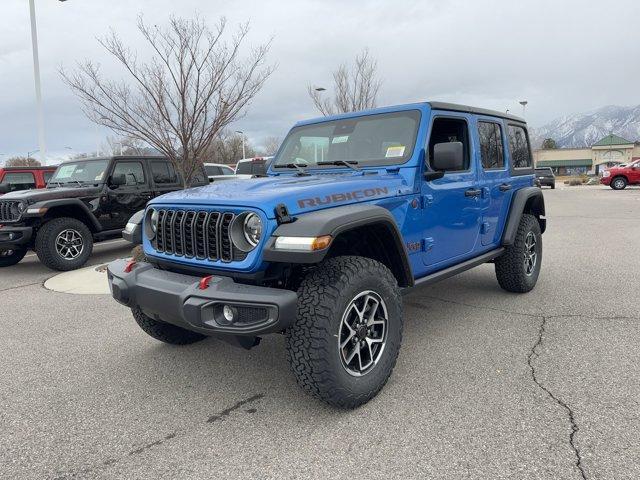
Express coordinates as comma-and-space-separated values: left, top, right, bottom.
432, 141, 464, 172
109, 173, 126, 188
0, 184, 10, 194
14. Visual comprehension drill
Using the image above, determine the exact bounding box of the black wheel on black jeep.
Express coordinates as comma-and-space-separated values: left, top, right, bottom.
0, 247, 27, 267
35, 217, 93, 271
495, 213, 542, 293
132, 306, 207, 345
286, 256, 403, 408
611, 176, 627, 190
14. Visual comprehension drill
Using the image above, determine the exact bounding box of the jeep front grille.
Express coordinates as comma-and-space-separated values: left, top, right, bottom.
153, 209, 247, 263
0, 201, 21, 222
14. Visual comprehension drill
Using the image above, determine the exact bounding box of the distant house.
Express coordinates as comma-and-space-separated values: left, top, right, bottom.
533, 134, 639, 175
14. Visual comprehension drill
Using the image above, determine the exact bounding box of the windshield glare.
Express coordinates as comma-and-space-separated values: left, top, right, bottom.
49, 160, 110, 185
273, 110, 421, 169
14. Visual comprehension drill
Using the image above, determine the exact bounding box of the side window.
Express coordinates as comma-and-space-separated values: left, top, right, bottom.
43, 171, 54, 183
151, 161, 178, 185
428, 117, 470, 171
1, 172, 36, 191
221, 166, 234, 175
204, 165, 222, 176
507, 125, 532, 169
112, 161, 146, 186
478, 121, 504, 170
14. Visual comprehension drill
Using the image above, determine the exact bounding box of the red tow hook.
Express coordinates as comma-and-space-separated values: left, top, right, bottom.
123, 259, 137, 273
199, 275, 214, 290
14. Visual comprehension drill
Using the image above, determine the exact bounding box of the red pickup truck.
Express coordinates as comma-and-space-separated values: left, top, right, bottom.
601, 159, 640, 189
0, 166, 58, 195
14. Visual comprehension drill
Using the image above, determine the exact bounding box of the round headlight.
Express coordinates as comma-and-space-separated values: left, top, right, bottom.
150, 209, 159, 233
243, 213, 263, 247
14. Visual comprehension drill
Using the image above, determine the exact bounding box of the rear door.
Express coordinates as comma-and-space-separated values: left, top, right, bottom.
150, 159, 182, 196
476, 118, 511, 246
421, 112, 483, 267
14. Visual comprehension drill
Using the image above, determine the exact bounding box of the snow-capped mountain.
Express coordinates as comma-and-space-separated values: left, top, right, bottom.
532, 105, 640, 148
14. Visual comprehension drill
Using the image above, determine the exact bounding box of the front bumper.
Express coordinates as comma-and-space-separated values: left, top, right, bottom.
600, 176, 611, 185
0, 225, 33, 249
537, 178, 555, 186
107, 259, 298, 336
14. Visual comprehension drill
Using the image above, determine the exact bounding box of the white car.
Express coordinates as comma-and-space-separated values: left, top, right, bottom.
203, 163, 237, 183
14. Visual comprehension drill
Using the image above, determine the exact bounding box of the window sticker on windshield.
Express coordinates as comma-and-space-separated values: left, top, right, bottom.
332, 135, 349, 144
385, 145, 405, 158
56, 165, 76, 178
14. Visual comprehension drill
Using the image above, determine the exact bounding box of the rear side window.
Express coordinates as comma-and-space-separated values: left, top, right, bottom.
221, 166, 234, 175
478, 122, 504, 170
507, 125, 532, 169
204, 165, 221, 176
151, 161, 179, 184
112, 161, 146, 186
235, 161, 252, 174
1, 172, 36, 191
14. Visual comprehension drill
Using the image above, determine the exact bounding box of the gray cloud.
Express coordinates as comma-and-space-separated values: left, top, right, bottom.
1, 0, 639, 163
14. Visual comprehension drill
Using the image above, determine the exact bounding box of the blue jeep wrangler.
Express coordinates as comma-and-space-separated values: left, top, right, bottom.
108, 102, 545, 408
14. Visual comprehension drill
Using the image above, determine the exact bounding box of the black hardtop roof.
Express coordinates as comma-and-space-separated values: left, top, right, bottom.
59, 155, 167, 164
429, 101, 526, 123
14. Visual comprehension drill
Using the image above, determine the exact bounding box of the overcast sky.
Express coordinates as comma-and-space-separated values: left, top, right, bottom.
2, 0, 639, 163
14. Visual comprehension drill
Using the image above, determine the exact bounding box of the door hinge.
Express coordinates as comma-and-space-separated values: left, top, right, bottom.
421, 195, 434, 209
422, 237, 434, 252
480, 222, 491, 234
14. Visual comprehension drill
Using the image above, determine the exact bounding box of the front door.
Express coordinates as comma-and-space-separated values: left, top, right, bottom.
101, 160, 152, 230
421, 114, 483, 267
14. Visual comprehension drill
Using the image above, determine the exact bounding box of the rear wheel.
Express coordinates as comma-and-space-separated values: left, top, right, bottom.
611, 176, 627, 190
495, 214, 542, 293
0, 247, 27, 267
286, 256, 403, 408
35, 217, 93, 271
132, 307, 206, 345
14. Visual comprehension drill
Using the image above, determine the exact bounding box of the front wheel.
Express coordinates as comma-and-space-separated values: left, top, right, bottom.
35, 217, 93, 271
0, 248, 27, 267
611, 177, 627, 190
286, 256, 403, 408
495, 214, 542, 293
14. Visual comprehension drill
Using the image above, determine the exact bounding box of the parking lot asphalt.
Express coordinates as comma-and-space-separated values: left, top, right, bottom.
1, 186, 639, 480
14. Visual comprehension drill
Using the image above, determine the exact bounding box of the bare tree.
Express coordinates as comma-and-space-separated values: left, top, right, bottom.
61, 15, 274, 187
204, 130, 256, 164
308, 48, 382, 116
261, 136, 281, 155
6, 157, 42, 167
103, 135, 154, 156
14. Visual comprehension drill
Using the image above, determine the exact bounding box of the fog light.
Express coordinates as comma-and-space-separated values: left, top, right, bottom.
222, 305, 236, 323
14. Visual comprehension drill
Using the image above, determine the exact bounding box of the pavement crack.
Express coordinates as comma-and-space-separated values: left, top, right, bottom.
528, 316, 587, 480
207, 393, 265, 423
0, 281, 42, 292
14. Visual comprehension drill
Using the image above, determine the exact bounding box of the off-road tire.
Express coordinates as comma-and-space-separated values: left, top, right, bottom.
611, 176, 627, 190
551, 184, 555, 189
35, 217, 93, 271
0, 248, 27, 267
495, 213, 542, 293
132, 306, 207, 345
286, 256, 403, 408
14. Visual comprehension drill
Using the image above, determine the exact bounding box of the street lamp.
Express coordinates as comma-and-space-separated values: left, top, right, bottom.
28, 0, 68, 163
519, 100, 528, 116
27, 149, 39, 159
235, 130, 246, 159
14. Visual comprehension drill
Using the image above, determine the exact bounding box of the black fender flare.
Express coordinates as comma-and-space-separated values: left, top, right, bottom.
24, 199, 103, 232
502, 187, 546, 246
263, 204, 413, 286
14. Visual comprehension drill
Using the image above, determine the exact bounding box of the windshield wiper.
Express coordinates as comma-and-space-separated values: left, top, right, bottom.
273, 163, 310, 176
64, 180, 84, 187
316, 160, 360, 171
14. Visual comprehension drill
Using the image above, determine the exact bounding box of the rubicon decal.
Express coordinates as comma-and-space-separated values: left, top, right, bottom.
297, 187, 389, 208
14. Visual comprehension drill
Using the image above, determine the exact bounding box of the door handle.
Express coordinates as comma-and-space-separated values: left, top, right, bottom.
465, 188, 482, 197
499, 183, 512, 192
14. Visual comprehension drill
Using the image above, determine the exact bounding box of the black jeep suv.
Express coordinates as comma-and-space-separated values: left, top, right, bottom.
0, 156, 204, 270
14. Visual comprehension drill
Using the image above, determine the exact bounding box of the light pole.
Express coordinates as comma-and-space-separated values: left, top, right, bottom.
27, 149, 39, 159
235, 130, 246, 159
28, 0, 46, 163
519, 100, 528, 116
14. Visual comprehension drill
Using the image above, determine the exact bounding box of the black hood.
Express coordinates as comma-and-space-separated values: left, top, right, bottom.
0, 186, 102, 204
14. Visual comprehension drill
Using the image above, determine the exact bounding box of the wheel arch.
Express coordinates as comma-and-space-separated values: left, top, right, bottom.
502, 187, 546, 246
263, 204, 414, 287
36, 200, 101, 233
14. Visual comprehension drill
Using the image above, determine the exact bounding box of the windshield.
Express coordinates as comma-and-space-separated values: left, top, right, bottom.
49, 160, 110, 185
273, 110, 421, 169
